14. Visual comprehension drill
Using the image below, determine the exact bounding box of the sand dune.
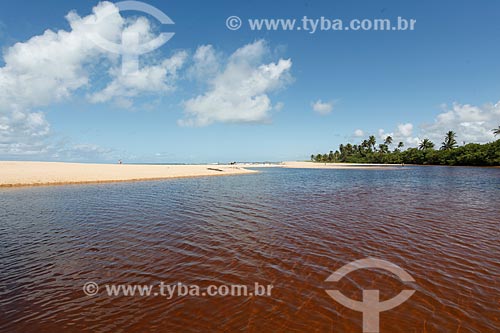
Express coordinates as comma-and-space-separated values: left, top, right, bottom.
0, 161, 256, 187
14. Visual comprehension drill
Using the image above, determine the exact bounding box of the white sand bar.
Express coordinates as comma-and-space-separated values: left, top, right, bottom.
0, 161, 257, 187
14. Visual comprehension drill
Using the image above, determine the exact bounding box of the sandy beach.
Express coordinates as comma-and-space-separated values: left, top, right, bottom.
0, 161, 256, 187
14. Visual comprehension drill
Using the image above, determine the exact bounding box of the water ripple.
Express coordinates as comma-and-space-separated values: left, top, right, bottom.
0, 166, 499, 332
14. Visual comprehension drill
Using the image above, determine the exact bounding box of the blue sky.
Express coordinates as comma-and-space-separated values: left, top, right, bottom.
0, 0, 499, 163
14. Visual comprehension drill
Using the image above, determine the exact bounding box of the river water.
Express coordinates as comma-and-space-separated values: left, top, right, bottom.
1, 166, 499, 332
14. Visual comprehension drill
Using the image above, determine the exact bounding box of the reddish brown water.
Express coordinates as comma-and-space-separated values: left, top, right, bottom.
1, 167, 499, 332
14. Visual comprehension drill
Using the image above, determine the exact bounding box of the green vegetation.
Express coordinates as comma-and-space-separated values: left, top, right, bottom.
311, 128, 500, 166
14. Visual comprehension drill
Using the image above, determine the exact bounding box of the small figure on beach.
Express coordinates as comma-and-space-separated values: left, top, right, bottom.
118, 159, 122, 165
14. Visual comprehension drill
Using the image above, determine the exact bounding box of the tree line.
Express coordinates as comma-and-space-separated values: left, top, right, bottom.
311, 127, 500, 166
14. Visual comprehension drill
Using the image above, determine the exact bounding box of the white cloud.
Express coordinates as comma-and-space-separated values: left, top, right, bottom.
397, 123, 413, 137
354, 129, 364, 137
0, 1, 124, 156
88, 15, 188, 106
375, 123, 418, 147
89, 50, 187, 104
357, 101, 500, 149
420, 102, 499, 144
187, 45, 220, 81
394, 123, 420, 145
377, 128, 394, 141
377, 124, 418, 146
0, 110, 51, 155
274, 102, 285, 112
179, 40, 292, 126
1, 3, 294, 157
0, 1, 184, 157
312, 100, 333, 115
0, 2, 123, 109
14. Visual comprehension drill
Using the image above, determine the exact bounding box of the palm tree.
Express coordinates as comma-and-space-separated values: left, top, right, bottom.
368, 135, 376, 151
345, 143, 353, 155
310, 154, 315, 161
419, 138, 435, 150
361, 140, 369, 150
441, 131, 457, 150
384, 135, 393, 146
328, 150, 334, 162
493, 126, 500, 136
378, 143, 388, 153
394, 141, 404, 153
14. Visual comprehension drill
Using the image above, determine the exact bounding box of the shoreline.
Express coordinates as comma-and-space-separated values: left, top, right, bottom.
240, 161, 500, 169
0, 161, 257, 188
240, 161, 402, 170
2, 160, 496, 188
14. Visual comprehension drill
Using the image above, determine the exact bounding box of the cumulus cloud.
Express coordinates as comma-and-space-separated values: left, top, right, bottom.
179, 40, 292, 126
88, 15, 187, 106
1, 2, 123, 108
372, 123, 418, 147
0, 1, 184, 157
397, 123, 413, 137
354, 129, 364, 137
312, 100, 333, 115
393, 123, 419, 145
0, 1, 125, 156
1, 3, 294, 157
89, 50, 187, 104
377, 128, 392, 140
357, 101, 500, 149
420, 102, 499, 144
187, 45, 220, 81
